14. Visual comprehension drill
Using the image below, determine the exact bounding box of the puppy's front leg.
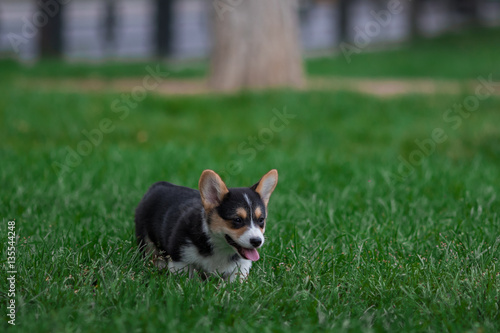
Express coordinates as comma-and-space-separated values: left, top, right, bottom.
227, 261, 252, 282
188, 265, 195, 279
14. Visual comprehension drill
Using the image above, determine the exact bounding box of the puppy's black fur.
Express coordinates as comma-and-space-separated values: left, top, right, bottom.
135, 181, 212, 261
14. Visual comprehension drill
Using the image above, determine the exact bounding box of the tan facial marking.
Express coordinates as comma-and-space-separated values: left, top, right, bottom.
208, 210, 249, 239
209, 212, 229, 234
236, 207, 247, 220
254, 206, 262, 219
254, 206, 266, 232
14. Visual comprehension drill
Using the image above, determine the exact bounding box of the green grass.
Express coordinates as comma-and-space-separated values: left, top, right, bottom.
306, 27, 500, 79
1, 74, 500, 332
1, 27, 500, 332
0, 58, 206, 80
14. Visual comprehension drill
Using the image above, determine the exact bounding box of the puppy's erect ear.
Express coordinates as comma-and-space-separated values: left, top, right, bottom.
251, 169, 278, 206
199, 170, 229, 211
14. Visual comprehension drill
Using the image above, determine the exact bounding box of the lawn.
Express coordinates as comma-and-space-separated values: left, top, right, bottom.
306, 27, 500, 79
1, 28, 500, 333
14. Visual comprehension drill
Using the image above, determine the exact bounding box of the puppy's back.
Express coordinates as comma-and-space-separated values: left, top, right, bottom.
135, 181, 200, 251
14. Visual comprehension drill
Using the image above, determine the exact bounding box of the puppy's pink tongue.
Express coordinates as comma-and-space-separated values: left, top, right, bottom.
243, 248, 260, 261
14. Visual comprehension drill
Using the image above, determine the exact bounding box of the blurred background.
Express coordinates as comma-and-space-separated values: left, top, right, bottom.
1, 0, 499, 61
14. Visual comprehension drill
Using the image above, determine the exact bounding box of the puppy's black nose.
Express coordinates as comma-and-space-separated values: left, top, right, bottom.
250, 237, 262, 248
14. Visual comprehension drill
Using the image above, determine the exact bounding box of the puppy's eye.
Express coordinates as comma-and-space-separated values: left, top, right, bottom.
232, 218, 244, 228
257, 217, 265, 226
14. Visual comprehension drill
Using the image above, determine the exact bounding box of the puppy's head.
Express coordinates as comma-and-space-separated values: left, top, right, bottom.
199, 169, 278, 261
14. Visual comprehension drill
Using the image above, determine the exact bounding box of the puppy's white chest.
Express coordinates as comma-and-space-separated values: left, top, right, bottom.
170, 242, 252, 281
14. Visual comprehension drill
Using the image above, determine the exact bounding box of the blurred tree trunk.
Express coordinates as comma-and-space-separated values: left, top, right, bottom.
155, 0, 174, 57
39, 0, 64, 58
408, 0, 423, 39
455, 0, 480, 26
102, 0, 116, 56
210, 0, 304, 91
338, 0, 349, 43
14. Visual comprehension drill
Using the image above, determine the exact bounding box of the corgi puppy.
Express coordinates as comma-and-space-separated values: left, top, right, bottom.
135, 169, 278, 282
